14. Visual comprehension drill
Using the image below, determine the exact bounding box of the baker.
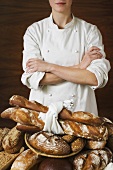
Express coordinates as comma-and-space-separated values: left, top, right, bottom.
21, 0, 110, 116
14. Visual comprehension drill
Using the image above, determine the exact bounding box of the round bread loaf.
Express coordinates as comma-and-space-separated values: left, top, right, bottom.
29, 132, 71, 155
38, 158, 72, 170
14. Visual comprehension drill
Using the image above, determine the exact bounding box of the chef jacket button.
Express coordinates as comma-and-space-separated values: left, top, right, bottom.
49, 93, 52, 97
71, 94, 76, 97
47, 50, 50, 53
48, 30, 49, 32
75, 50, 78, 53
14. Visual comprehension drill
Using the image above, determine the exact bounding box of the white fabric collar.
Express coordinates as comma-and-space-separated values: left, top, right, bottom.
49, 13, 76, 29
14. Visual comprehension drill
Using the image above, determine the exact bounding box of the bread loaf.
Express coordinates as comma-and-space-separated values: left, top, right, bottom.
11, 149, 42, 170
0, 147, 24, 170
29, 132, 71, 155
0, 128, 10, 151
16, 123, 41, 132
62, 135, 76, 143
1, 107, 44, 130
71, 138, 86, 152
60, 120, 108, 140
2, 126, 24, 153
38, 158, 73, 170
9, 95, 48, 113
9, 95, 104, 126
73, 148, 112, 170
103, 117, 113, 136
86, 140, 106, 150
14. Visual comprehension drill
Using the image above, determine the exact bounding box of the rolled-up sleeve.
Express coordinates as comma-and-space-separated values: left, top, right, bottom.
87, 58, 111, 90
21, 24, 45, 90
85, 24, 111, 90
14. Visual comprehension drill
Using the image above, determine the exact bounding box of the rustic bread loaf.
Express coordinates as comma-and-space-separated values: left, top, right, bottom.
0, 147, 24, 170
9, 95, 104, 126
38, 158, 73, 170
29, 132, 71, 155
0, 127, 10, 151
11, 149, 42, 170
62, 134, 76, 143
16, 123, 41, 132
1, 107, 44, 130
9, 95, 48, 113
71, 138, 86, 152
2, 126, 24, 153
60, 120, 108, 140
73, 148, 113, 170
86, 139, 106, 150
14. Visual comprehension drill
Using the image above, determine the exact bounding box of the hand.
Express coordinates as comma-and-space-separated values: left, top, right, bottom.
26, 58, 52, 73
79, 46, 103, 69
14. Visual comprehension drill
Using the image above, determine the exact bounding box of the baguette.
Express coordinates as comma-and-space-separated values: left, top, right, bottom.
1, 108, 108, 141
9, 95, 48, 113
16, 123, 41, 133
9, 95, 104, 126
1, 107, 44, 130
60, 120, 108, 140
11, 149, 43, 170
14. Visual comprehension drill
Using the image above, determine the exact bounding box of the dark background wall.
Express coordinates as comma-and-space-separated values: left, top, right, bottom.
0, 0, 113, 126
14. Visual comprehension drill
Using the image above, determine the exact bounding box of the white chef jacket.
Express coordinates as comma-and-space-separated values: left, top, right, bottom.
21, 14, 111, 116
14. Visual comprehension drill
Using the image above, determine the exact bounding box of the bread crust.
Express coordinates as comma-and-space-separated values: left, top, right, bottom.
29, 132, 71, 156
73, 148, 112, 170
11, 149, 42, 170
2, 126, 24, 153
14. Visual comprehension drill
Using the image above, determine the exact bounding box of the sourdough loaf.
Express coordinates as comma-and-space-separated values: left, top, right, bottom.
73, 148, 112, 170
38, 158, 72, 170
0, 128, 10, 151
60, 120, 108, 140
9, 95, 104, 126
29, 131, 71, 155
11, 149, 42, 170
2, 126, 24, 153
0, 147, 24, 170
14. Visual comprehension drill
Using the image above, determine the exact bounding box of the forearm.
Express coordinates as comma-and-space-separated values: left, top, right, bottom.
40, 73, 65, 85
49, 64, 98, 86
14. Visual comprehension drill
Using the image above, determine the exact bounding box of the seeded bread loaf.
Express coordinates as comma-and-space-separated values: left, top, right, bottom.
0, 128, 10, 151
2, 126, 24, 153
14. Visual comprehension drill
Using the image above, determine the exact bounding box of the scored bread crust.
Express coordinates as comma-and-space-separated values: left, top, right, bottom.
60, 120, 108, 140
2, 126, 24, 153
29, 132, 71, 156
9, 95, 104, 126
0, 128, 10, 151
73, 148, 113, 170
11, 149, 42, 170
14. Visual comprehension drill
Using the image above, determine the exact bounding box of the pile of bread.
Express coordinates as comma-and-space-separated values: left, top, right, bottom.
0, 95, 113, 170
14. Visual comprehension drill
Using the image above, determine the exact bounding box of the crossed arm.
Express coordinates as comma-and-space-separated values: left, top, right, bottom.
25, 47, 102, 86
